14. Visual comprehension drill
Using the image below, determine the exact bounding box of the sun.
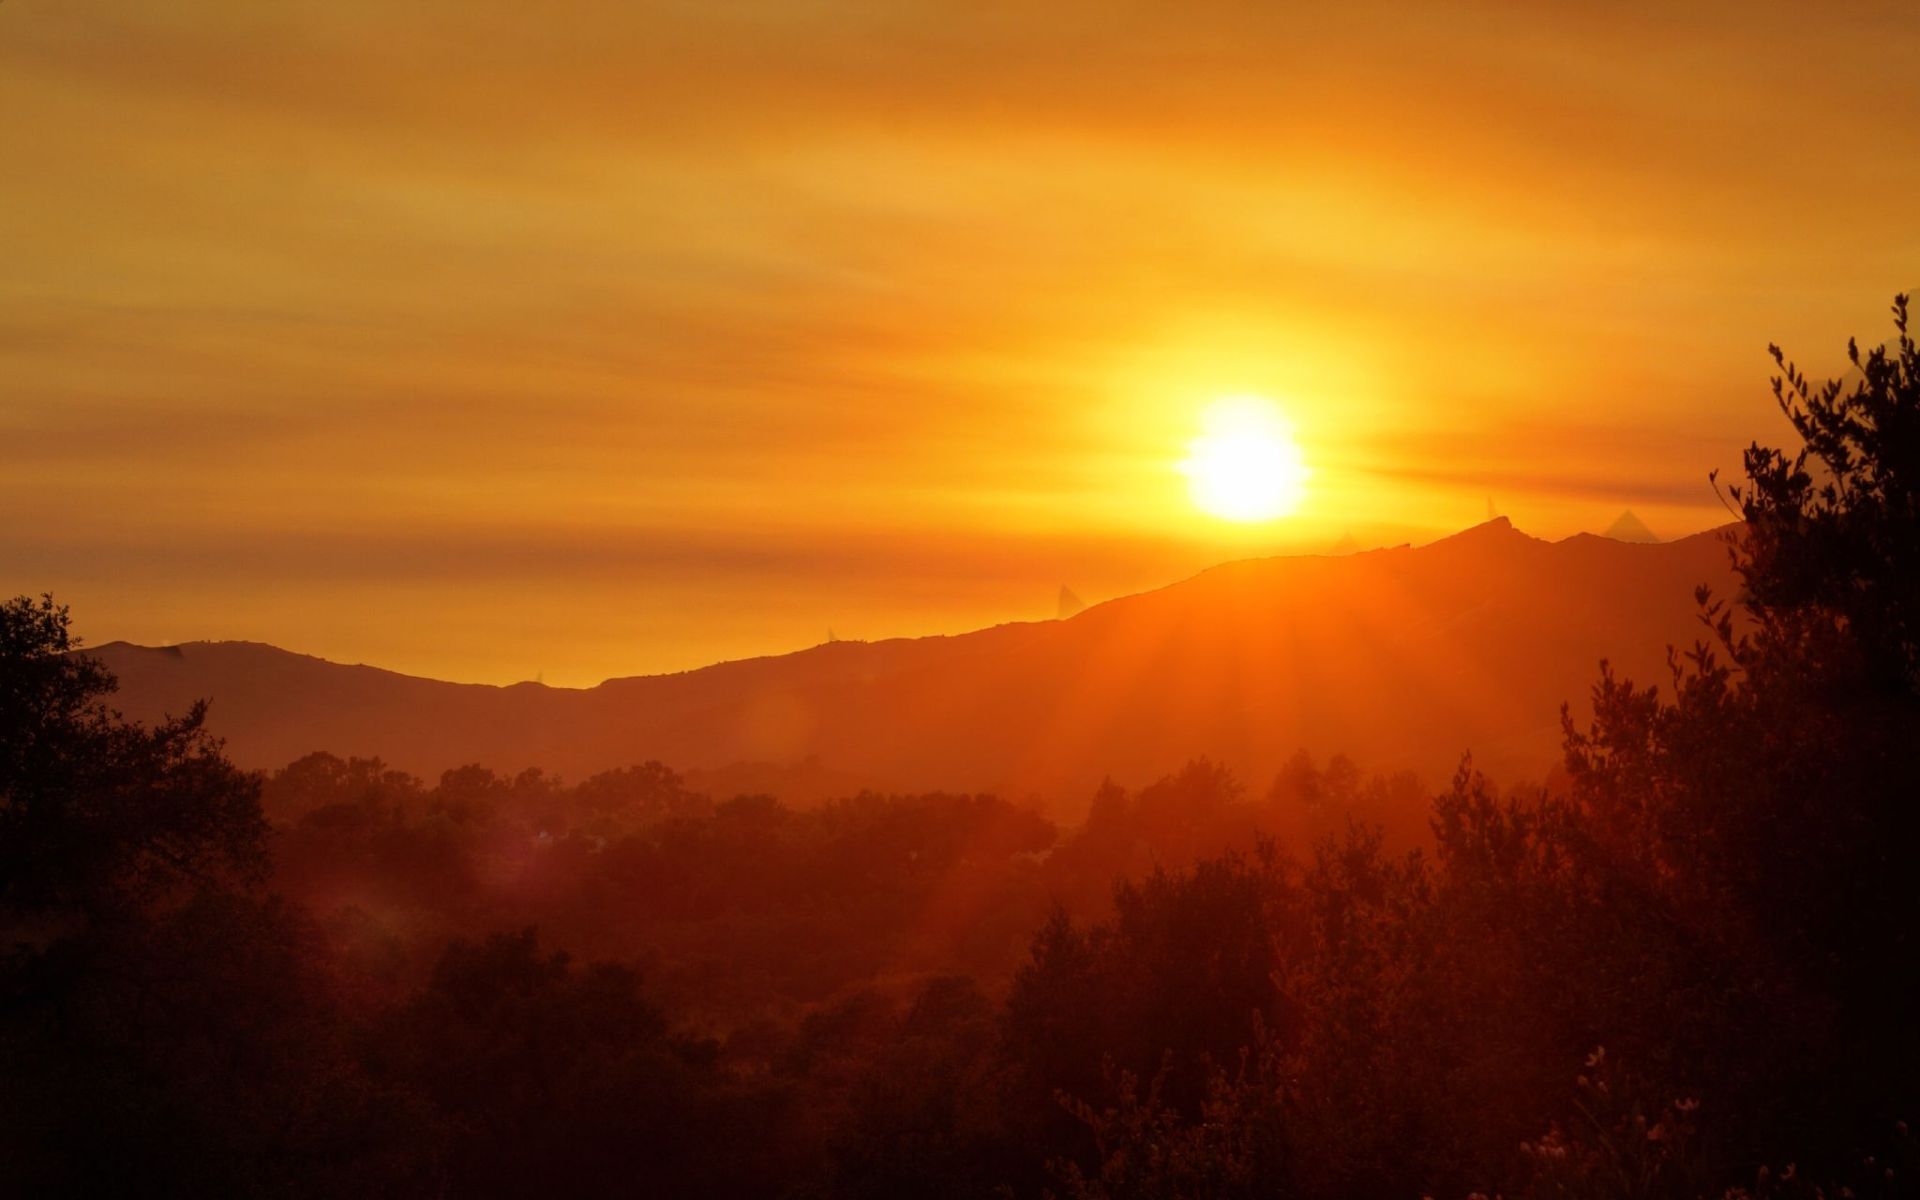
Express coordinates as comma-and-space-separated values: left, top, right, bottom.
1180, 395, 1311, 522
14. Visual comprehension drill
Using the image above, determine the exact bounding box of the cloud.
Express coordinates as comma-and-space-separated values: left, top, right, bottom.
2, 0, 1915, 680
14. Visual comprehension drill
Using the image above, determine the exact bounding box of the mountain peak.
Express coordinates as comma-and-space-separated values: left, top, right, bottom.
1429, 515, 1526, 548
1601, 510, 1660, 543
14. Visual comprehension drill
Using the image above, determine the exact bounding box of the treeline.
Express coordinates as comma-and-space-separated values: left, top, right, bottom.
3, 298, 1918, 1197
0, 593, 1431, 1196
264, 743, 1425, 1023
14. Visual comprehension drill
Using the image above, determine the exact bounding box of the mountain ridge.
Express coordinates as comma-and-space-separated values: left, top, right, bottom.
83, 519, 1742, 809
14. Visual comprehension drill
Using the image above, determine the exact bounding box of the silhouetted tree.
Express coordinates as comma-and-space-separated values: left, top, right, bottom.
0, 596, 427, 1196
364, 928, 789, 1198
1722, 293, 1920, 696
0, 594, 267, 925
1546, 295, 1920, 1177
820, 976, 1026, 1199
1004, 840, 1293, 1159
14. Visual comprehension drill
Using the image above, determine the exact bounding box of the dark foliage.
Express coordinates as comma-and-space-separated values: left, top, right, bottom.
1722, 293, 1920, 696
363, 928, 789, 1198
4, 297, 1918, 1197
0, 595, 267, 921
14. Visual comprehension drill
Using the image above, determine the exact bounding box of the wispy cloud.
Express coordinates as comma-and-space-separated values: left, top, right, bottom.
2, 0, 1915, 680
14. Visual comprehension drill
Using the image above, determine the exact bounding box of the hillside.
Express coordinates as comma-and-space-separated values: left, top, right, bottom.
86, 518, 1741, 805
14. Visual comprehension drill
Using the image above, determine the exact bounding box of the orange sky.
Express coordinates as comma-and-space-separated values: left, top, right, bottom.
4, 1, 1917, 685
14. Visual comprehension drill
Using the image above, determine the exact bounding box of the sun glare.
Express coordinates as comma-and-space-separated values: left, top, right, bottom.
1180, 395, 1310, 522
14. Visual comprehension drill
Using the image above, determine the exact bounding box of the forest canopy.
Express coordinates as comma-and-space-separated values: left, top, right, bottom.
2, 297, 1917, 1197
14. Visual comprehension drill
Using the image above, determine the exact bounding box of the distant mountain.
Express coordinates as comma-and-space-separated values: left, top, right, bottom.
1602, 509, 1661, 543
85, 519, 1740, 809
